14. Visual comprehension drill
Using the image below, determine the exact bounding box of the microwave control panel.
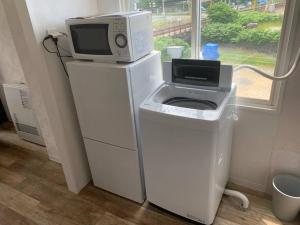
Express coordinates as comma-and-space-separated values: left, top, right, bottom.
113, 18, 129, 56
115, 34, 127, 48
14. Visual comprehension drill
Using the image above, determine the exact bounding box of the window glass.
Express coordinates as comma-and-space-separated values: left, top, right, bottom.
133, 0, 287, 102
200, 0, 286, 101
134, 0, 192, 61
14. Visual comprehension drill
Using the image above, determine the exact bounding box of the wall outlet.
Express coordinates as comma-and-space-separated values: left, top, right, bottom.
47, 29, 64, 38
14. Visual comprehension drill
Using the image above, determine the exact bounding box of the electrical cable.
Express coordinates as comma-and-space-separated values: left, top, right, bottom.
42, 35, 71, 78
234, 47, 300, 81
42, 35, 72, 57
57, 44, 72, 56
55, 43, 69, 78
42, 35, 57, 54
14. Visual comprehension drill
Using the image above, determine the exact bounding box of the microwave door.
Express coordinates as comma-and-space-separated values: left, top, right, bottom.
70, 24, 112, 55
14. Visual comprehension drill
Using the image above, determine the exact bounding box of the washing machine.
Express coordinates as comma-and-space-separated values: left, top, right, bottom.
139, 59, 237, 224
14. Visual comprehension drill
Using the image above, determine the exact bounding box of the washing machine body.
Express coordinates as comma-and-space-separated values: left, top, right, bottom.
139, 59, 236, 224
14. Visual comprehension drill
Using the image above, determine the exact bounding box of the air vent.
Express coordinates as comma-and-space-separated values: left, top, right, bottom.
13, 113, 39, 136
16, 122, 39, 136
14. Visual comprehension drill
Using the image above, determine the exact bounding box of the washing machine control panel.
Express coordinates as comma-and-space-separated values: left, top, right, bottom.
152, 103, 216, 120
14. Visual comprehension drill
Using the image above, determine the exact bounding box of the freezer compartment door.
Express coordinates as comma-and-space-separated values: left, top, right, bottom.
84, 138, 145, 203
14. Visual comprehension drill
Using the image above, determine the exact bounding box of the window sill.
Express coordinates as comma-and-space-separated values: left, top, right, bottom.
236, 102, 281, 115
235, 79, 286, 115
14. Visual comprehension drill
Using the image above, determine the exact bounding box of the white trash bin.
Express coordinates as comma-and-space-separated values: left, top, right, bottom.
272, 174, 300, 222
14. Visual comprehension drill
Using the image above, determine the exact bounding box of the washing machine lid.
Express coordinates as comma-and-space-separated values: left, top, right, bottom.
172, 59, 220, 87
163, 61, 232, 91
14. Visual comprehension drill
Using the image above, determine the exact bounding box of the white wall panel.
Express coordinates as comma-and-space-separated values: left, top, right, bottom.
2, 0, 99, 193
231, 10, 300, 193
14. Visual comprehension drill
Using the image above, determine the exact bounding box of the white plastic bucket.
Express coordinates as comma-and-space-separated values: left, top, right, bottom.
166, 46, 184, 59
272, 174, 300, 221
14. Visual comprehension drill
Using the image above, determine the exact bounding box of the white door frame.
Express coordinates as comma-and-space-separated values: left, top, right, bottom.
2, 0, 91, 193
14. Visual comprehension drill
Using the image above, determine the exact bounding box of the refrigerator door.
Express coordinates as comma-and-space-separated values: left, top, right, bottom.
84, 138, 144, 203
67, 62, 137, 150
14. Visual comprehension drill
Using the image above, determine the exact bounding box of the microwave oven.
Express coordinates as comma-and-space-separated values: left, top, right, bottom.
65, 11, 154, 63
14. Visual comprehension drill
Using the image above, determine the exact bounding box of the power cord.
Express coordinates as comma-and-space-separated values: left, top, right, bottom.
234, 47, 300, 81
42, 36, 57, 54
42, 35, 71, 78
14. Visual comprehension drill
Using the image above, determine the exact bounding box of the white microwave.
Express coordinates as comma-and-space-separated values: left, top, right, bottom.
66, 11, 154, 63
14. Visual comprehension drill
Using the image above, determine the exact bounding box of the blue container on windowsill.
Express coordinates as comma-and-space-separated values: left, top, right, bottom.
258, 0, 267, 5
202, 43, 220, 60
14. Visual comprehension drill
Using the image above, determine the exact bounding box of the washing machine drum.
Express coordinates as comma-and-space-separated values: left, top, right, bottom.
163, 97, 218, 110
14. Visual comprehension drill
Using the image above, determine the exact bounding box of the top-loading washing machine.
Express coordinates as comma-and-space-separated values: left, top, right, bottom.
139, 59, 236, 224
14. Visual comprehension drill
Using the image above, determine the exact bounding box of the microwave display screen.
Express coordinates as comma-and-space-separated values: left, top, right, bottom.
70, 24, 112, 55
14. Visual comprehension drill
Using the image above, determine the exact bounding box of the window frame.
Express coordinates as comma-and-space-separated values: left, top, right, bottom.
235, 0, 297, 111
133, 0, 297, 111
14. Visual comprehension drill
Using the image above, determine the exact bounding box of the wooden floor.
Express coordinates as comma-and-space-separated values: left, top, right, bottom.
0, 128, 299, 225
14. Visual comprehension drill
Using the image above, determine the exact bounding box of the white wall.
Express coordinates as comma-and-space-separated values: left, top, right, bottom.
0, 1, 25, 120
230, 110, 278, 191
24, 0, 99, 164
24, 0, 99, 192
2, 0, 99, 193
231, 66, 300, 194
0, 0, 60, 159
230, 10, 300, 193
0, 2, 25, 84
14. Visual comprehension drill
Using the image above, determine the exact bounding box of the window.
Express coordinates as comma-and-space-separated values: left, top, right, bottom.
134, 0, 193, 61
133, 0, 290, 107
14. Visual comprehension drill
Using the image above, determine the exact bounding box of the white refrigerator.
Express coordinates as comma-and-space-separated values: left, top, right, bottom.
67, 52, 162, 203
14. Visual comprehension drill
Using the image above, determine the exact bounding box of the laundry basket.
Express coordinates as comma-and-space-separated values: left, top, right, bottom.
272, 174, 300, 221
